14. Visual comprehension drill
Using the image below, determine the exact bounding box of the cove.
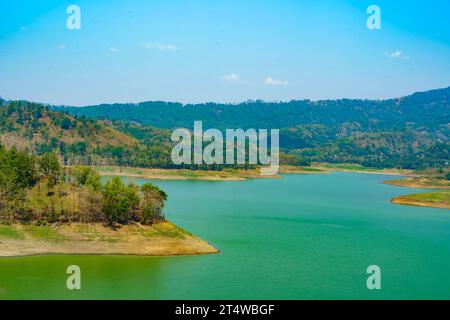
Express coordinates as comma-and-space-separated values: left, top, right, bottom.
0, 172, 449, 299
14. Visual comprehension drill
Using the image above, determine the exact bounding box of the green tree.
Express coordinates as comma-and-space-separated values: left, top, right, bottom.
71, 166, 101, 191
0, 146, 37, 190
140, 183, 167, 224
126, 182, 140, 218
0, 145, 34, 222
60, 118, 73, 130
38, 152, 61, 189
101, 177, 139, 225
10, 150, 37, 188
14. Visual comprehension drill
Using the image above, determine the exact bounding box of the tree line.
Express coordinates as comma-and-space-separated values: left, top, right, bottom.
0, 145, 167, 226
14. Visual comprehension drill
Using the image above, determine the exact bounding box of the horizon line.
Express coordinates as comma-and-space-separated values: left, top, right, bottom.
1, 85, 449, 108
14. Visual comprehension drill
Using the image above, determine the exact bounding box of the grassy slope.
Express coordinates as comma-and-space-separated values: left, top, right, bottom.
0, 105, 138, 151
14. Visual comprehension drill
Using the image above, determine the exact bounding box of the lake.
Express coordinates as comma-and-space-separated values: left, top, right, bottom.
1, 172, 449, 299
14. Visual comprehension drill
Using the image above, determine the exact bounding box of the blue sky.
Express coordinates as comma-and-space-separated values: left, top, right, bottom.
0, 0, 449, 106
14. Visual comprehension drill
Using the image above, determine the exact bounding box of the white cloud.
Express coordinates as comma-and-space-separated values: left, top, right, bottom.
264, 76, 289, 86
385, 50, 409, 60
222, 73, 241, 82
109, 47, 119, 53
58, 44, 66, 49
143, 42, 179, 51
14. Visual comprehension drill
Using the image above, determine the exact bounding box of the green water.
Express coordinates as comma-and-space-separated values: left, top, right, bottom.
1, 172, 450, 299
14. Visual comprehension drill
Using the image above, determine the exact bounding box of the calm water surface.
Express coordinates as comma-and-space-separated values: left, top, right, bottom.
1, 172, 449, 299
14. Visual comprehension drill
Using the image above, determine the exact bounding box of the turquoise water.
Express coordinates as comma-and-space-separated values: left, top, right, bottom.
1, 172, 449, 299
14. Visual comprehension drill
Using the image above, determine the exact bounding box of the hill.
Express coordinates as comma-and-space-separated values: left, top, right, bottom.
0, 101, 173, 167
56, 87, 450, 131
0, 101, 262, 169
55, 87, 450, 170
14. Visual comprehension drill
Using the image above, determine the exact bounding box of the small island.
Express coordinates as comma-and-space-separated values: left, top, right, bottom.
0, 146, 217, 257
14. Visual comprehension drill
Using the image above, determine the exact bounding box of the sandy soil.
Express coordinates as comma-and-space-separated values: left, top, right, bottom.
94, 166, 284, 181
0, 222, 219, 257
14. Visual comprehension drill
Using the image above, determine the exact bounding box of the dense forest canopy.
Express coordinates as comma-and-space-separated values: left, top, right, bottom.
56, 87, 450, 131
54, 87, 450, 170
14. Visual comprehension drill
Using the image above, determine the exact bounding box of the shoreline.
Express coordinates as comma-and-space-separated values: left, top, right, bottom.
385, 178, 450, 210
95, 165, 302, 181
384, 178, 450, 189
2, 167, 447, 257
312, 163, 414, 176
96, 164, 445, 210
94, 164, 413, 182
0, 222, 219, 258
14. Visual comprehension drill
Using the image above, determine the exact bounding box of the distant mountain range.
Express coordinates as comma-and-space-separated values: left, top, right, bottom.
55, 87, 450, 170
56, 87, 450, 131
0, 87, 448, 170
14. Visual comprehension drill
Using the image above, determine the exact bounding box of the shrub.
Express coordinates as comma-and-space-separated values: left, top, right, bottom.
38, 152, 62, 189
71, 166, 101, 191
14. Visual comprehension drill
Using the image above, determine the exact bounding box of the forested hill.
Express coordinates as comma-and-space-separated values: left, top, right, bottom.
53, 87, 450, 170
0, 101, 172, 167
0, 101, 302, 170
56, 86, 450, 131
0, 100, 251, 169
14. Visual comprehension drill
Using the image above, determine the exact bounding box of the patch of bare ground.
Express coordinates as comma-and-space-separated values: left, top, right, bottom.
0, 221, 219, 257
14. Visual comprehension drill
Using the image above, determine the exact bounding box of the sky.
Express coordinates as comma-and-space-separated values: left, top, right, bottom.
0, 0, 449, 106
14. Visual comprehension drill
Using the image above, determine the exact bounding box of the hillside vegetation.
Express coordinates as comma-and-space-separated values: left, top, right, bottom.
0, 101, 304, 169
1, 87, 449, 171
55, 87, 450, 170
0, 101, 178, 168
